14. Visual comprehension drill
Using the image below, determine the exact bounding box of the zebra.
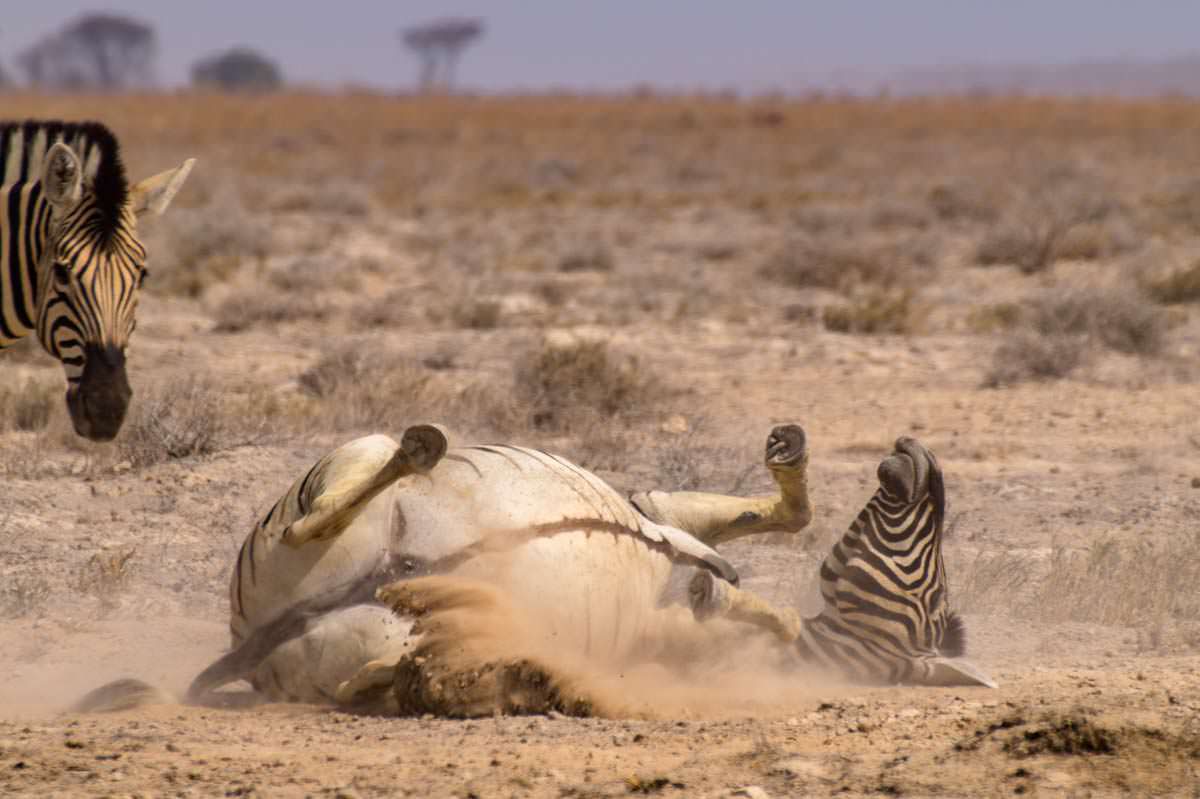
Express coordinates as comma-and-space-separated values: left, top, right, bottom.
75, 423, 815, 713
0, 120, 194, 440
689, 436, 996, 688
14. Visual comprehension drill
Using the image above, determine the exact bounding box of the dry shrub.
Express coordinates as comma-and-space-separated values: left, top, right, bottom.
966, 302, 1022, 334
298, 346, 436, 431
144, 194, 270, 298
868, 198, 932, 230
74, 548, 136, 611
0, 377, 58, 433
118, 378, 226, 468
928, 181, 1000, 223
211, 290, 327, 333
976, 180, 1117, 274
515, 339, 661, 432
985, 332, 1088, 387
822, 289, 916, 335
984, 286, 1166, 385
1141, 258, 1200, 304
1, 575, 52, 619
1032, 286, 1165, 356
760, 236, 895, 291
557, 242, 615, 273
450, 298, 503, 330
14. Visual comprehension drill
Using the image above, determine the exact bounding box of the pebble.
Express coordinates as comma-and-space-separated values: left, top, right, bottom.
731, 787, 770, 799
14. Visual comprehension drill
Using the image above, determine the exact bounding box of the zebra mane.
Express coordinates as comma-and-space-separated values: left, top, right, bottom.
0, 120, 130, 242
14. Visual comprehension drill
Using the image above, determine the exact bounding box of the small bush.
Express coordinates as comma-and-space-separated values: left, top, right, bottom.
557, 243, 615, 273
984, 331, 1088, 387
1031, 287, 1165, 357
760, 237, 895, 291
268, 181, 375, 217
118, 378, 225, 468
928, 182, 1000, 223
1142, 259, 1200, 304
823, 289, 916, 335
516, 338, 660, 432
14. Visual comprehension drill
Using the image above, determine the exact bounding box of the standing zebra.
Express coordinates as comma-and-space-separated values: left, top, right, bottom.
689, 436, 995, 688
0, 120, 194, 440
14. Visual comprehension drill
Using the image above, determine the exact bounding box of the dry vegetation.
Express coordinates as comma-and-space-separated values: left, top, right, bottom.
1, 93, 1198, 795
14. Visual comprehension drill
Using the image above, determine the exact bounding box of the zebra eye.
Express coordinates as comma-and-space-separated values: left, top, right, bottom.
52, 262, 72, 285
138, 268, 149, 289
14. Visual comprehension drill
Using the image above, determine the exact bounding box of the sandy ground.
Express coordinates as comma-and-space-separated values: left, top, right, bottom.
2, 96, 1200, 796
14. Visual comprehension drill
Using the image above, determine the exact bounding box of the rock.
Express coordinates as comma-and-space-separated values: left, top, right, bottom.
661, 414, 689, 434
731, 787, 770, 799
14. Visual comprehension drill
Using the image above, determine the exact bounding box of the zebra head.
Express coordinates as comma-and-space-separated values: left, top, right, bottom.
876, 436, 945, 534
35, 141, 194, 441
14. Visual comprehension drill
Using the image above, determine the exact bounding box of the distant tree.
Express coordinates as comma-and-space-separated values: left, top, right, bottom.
400, 17, 484, 92
191, 47, 283, 93
19, 13, 156, 90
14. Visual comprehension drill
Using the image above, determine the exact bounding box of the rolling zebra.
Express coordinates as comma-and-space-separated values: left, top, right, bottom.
0, 120, 194, 440
689, 436, 996, 688
76, 423, 815, 713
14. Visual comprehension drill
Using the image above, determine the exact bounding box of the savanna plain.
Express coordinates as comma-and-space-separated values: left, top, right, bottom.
1, 93, 1199, 797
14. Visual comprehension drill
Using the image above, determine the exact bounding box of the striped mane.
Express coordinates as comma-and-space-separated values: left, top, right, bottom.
0, 120, 129, 243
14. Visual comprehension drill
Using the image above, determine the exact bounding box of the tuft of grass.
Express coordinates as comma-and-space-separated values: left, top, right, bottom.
823, 289, 916, 335
966, 302, 1022, 334
118, 378, 226, 468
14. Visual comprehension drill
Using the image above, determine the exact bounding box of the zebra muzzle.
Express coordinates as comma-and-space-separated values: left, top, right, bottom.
67, 345, 132, 442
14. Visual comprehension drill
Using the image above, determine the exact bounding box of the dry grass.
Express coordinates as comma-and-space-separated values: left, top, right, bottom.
954, 532, 1200, 649
0, 377, 58, 434
73, 548, 137, 612
118, 378, 228, 468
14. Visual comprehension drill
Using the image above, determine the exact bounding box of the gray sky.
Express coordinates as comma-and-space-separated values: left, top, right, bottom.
5, 1, 1200, 92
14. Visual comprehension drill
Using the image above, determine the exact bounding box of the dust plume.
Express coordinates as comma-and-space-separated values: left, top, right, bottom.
379, 573, 846, 720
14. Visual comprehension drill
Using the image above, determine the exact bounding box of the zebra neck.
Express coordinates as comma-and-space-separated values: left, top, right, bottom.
0, 184, 52, 346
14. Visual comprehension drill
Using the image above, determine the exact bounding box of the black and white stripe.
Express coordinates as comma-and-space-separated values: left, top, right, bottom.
796, 438, 965, 684
1, 120, 148, 439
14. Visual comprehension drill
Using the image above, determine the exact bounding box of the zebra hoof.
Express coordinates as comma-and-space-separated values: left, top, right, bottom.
401, 424, 448, 472
766, 425, 807, 470
689, 570, 734, 622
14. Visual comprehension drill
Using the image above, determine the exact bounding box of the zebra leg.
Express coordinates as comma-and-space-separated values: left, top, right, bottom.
284, 424, 447, 547
688, 570, 803, 642
630, 424, 813, 547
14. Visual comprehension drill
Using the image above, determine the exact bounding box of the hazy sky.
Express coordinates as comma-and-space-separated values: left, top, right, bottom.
5, 2, 1200, 91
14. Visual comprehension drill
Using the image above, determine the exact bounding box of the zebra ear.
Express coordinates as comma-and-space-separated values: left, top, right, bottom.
129, 158, 196, 217
41, 143, 83, 212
